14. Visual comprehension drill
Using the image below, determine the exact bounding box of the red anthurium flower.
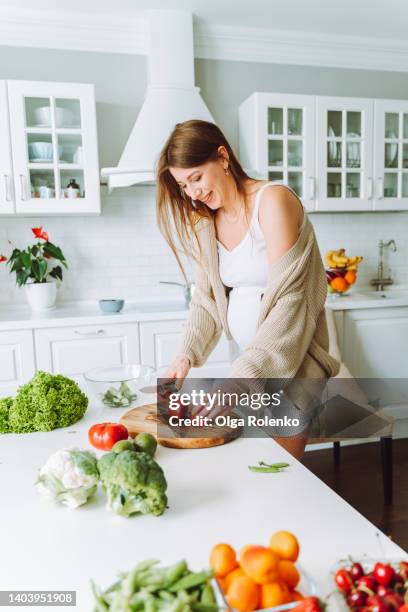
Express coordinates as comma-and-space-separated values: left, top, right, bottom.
0, 255, 7, 263
31, 227, 48, 241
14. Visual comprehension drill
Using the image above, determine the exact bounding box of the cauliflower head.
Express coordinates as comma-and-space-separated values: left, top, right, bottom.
98, 449, 168, 517
36, 448, 99, 508
8, 371, 88, 433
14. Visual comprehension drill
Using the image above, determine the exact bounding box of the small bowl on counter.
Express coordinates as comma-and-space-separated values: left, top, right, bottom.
98, 299, 125, 313
84, 364, 156, 408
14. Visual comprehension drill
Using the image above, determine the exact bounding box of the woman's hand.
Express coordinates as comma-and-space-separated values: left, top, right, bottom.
164, 354, 191, 385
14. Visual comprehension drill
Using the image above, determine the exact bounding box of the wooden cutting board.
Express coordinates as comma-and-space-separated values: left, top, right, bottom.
120, 403, 242, 449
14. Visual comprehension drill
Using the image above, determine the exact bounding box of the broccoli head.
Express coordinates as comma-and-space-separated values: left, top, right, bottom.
0, 397, 13, 433
98, 449, 168, 517
7, 371, 88, 433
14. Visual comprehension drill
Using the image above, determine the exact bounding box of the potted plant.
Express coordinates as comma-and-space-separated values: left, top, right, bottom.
0, 227, 68, 311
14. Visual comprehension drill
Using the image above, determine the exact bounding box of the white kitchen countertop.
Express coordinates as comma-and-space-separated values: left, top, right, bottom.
1, 287, 408, 331
0, 395, 406, 612
0, 298, 189, 331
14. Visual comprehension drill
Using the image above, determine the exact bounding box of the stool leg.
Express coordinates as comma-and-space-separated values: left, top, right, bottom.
333, 441, 341, 466
381, 436, 393, 505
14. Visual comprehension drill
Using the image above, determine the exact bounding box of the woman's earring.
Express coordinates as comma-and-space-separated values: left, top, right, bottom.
224, 166, 230, 176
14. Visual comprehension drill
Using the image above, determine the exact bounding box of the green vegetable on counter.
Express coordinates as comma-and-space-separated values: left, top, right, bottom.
0, 371, 88, 434
36, 448, 99, 508
92, 559, 218, 612
248, 461, 290, 473
98, 449, 168, 517
101, 381, 137, 407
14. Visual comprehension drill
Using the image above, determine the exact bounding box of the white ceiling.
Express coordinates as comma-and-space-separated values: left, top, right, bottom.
2, 0, 408, 40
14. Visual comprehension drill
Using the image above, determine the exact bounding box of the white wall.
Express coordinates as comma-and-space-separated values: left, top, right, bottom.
0, 48, 407, 305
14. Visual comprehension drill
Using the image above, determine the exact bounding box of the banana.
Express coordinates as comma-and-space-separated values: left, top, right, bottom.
332, 253, 349, 264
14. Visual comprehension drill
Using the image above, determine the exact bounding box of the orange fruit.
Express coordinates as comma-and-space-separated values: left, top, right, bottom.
239, 544, 258, 561
209, 543, 237, 577
278, 560, 300, 588
226, 575, 260, 612
330, 277, 349, 293
224, 567, 245, 592
261, 582, 291, 608
344, 270, 357, 285
291, 590, 305, 602
269, 531, 300, 562
240, 546, 280, 585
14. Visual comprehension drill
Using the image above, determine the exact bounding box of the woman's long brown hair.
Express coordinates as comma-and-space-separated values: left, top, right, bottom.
156, 120, 251, 278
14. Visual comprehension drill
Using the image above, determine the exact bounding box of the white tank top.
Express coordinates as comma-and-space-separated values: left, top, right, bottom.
217, 181, 306, 354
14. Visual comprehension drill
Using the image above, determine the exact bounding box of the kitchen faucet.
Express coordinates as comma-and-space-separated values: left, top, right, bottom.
159, 280, 195, 305
370, 240, 397, 291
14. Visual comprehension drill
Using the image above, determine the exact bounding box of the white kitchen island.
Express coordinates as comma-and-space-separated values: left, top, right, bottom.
0, 395, 406, 612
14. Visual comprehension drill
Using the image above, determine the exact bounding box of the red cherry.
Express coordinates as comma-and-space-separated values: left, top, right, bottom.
399, 561, 408, 581
348, 589, 368, 608
374, 563, 395, 587
351, 562, 365, 581
358, 575, 377, 592
335, 568, 354, 593
366, 594, 391, 612
377, 585, 392, 598
383, 592, 403, 610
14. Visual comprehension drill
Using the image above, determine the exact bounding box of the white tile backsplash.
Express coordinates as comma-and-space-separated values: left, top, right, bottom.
1, 188, 407, 306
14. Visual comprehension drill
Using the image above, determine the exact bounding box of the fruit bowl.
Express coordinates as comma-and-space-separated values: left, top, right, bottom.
330, 556, 408, 611
215, 564, 319, 611
326, 268, 357, 296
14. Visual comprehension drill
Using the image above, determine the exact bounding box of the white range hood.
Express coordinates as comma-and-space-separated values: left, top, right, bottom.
101, 10, 214, 189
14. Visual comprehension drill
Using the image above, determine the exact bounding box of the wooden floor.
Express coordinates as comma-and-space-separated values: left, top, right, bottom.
302, 439, 408, 552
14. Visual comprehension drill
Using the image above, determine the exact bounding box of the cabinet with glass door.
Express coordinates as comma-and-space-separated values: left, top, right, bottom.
7, 80, 100, 215
316, 96, 373, 211
0, 80, 14, 215
239, 92, 316, 211
373, 99, 408, 211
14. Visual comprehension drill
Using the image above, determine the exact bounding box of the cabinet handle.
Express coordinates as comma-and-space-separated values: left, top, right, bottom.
367, 178, 373, 199
3, 174, 12, 202
308, 177, 316, 200
74, 329, 106, 336
377, 178, 384, 200
19, 174, 28, 201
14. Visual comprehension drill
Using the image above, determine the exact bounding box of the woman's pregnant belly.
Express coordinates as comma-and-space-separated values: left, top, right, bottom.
227, 286, 265, 353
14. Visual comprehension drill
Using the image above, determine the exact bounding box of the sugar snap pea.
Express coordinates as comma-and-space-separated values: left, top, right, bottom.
168, 571, 213, 592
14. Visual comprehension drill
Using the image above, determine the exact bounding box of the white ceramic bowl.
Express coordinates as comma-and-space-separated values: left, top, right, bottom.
28, 142, 53, 161
33, 106, 74, 127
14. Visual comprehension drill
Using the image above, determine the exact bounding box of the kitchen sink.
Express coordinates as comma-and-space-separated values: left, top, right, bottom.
129, 301, 188, 313
359, 289, 408, 299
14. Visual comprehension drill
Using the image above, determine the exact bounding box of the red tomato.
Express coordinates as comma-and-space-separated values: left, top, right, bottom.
88, 422, 128, 450
292, 596, 322, 611
374, 563, 395, 587
335, 569, 354, 593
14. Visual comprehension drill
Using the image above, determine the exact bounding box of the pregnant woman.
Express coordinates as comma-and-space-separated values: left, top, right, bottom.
156, 120, 339, 459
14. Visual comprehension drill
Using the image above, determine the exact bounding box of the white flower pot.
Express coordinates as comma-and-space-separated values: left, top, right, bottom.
25, 281, 57, 311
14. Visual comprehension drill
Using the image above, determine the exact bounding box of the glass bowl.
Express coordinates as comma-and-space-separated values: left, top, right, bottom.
215, 563, 319, 611
326, 268, 357, 297
329, 556, 408, 611
84, 364, 155, 408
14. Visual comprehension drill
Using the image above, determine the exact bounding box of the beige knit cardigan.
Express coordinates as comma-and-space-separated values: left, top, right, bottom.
178, 213, 340, 381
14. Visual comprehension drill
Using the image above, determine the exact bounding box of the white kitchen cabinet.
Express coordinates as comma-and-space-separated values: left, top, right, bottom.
341, 307, 408, 378
316, 96, 373, 211
373, 99, 408, 211
139, 320, 232, 378
239, 92, 316, 211
7, 80, 100, 216
0, 81, 14, 215
0, 329, 36, 397
34, 323, 140, 384
239, 92, 408, 212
